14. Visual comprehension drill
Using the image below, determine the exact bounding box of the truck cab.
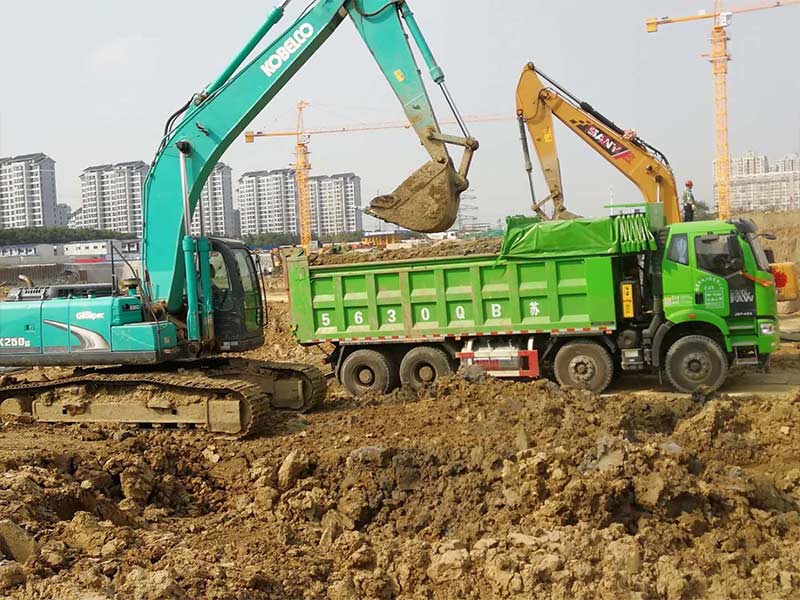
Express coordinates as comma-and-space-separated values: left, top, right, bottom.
626, 218, 780, 391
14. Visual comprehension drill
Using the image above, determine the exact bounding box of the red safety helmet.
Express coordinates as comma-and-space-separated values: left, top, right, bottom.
685, 180, 694, 188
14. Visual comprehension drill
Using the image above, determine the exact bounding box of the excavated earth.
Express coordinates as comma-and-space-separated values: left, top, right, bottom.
310, 238, 502, 266
0, 304, 799, 599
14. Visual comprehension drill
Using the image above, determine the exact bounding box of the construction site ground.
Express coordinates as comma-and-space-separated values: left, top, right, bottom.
0, 297, 797, 600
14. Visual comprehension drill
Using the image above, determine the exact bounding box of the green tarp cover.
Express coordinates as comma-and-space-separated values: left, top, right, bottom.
500, 215, 655, 259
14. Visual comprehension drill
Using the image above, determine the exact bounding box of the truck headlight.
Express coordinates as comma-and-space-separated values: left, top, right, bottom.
760, 323, 775, 335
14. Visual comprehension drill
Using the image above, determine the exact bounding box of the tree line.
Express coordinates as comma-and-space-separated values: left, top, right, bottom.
0, 227, 137, 246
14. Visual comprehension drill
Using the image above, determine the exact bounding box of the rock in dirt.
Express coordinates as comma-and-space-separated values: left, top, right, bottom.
120, 460, 155, 504
117, 568, 187, 600
0, 561, 25, 590
277, 450, 311, 490
427, 548, 470, 583
0, 519, 36, 563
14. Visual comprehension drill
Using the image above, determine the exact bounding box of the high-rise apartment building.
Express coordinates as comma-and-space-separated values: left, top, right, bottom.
54, 203, 72, 228
308, 172, 363, 236
238, 169, 298, 236
79, 161, 149, 236
720, 152, 800, 213
238, 169, 362, 237
0, 153, 58, 229
190, 163, 237, 237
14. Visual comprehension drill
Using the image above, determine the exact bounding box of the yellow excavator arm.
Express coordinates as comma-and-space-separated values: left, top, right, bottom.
515, 63, 681, 224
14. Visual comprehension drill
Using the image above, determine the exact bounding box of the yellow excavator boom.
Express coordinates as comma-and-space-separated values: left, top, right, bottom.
515, 63, 682, 224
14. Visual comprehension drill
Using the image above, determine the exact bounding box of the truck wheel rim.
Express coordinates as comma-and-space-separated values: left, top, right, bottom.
682, 352, 711, 383
357, 368, 375, 386
416, 364, 435, 383
568, 356, 596, 384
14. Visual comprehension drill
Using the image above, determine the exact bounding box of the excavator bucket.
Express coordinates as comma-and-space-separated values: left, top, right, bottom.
366, 160, 468, 233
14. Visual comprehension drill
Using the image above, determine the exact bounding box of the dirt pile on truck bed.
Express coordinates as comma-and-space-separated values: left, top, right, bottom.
1, 346, 800, 599
311, 238, 502, 266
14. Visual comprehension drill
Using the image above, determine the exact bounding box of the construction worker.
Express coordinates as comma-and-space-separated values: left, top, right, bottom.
682, 180, 696, 222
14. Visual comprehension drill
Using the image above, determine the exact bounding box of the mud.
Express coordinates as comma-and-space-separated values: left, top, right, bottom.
0, 321, 796, 598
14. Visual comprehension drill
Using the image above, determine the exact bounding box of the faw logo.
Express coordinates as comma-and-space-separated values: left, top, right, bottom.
260, 23, 315, 77
75, 311, 105, 321
730, 289, 755, 304
574, 121, 633, 161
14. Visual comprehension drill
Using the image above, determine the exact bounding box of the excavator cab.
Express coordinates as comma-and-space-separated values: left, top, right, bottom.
208, 239, 265, 353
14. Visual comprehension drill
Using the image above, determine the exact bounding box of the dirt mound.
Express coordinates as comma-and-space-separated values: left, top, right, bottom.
0, 373, 797, 599
738, 210, 800, 263
310, 238, 502, 266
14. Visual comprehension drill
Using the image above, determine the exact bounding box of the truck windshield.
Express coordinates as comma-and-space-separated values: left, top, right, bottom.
746, 234, 771, 271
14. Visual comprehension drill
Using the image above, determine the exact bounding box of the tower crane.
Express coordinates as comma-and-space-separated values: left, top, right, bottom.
245, 109, 511, 247
646, 0, 800, 220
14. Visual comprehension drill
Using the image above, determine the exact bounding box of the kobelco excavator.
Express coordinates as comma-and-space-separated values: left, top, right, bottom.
515, 62, 681, 224
0, 0, 478, 435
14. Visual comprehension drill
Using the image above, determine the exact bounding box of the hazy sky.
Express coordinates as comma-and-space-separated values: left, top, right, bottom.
1, 1, 798, 229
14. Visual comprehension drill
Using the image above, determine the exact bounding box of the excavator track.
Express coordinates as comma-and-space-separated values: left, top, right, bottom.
0, 371, 272, 438
0, 359, 326, 437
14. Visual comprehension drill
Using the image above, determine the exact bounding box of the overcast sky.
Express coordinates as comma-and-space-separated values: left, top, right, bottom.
1, 1, 798, 229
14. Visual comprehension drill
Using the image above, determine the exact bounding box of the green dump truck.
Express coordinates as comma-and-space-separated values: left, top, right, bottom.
287, 209, 780, 396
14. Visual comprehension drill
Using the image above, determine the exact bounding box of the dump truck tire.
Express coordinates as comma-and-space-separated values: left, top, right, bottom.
554, 340, 614, 393
399, 346, 452, 391
664, 335, 728, 394
340, 349, 395, 397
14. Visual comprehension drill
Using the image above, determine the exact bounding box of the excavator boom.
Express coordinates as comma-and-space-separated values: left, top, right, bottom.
516, 63, 681, 224
144, 0, 477, 312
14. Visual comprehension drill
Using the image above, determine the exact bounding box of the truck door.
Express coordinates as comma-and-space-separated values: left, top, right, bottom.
692, 234, 753, 319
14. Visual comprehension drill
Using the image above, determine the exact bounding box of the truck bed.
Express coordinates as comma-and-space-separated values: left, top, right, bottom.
288, 251, 619, 345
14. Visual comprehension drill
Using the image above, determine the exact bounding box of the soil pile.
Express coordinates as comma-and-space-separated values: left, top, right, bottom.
0, 367, 798, 598
738, 210, 800, 263
311, 238, 502, 267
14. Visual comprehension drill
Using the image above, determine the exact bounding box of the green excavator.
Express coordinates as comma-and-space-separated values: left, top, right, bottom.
0, 0, 478, 435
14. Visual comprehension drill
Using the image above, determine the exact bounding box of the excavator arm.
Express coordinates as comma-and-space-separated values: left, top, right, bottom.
515, 63, 681, 224
143, 0, 477, 312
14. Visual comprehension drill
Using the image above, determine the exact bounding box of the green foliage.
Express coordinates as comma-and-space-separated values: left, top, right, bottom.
694, 199, 715, 221
0, 227, 137, 246
243, 232, 299, 248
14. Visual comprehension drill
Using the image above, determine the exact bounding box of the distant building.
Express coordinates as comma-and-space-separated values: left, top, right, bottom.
0, 243, 58, 259
238, 169, 298, 236
238, 169, 362, 237
718, 151, 800, 213
67, 207, 84, 229
0, 153, 58, 229
54, 203, 72, 228
79, 161, 149, 236
308, 172, 363, 236
62, 239, 140, 257
190, 163, 236, 237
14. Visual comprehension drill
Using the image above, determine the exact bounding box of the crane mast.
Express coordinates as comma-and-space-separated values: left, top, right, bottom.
646, 0, 800, 220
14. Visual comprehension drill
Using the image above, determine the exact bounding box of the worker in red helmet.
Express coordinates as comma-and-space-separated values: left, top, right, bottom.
682, 180, 695, 222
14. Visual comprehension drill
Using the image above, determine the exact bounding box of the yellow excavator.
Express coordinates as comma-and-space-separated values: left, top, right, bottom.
515, 62, 681, 224
515, 62, 799, 303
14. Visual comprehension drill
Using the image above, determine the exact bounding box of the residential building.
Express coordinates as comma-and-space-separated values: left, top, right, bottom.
0, 153, 58, 229
190, 163, 236, 237
67, 208, 84, 229
79, 161, 148, 236
238, 169, 298, 236
238, 169, 362, 237
308, 172, 363, 236
720, 152, 800, 213
54, 203, 72, 228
